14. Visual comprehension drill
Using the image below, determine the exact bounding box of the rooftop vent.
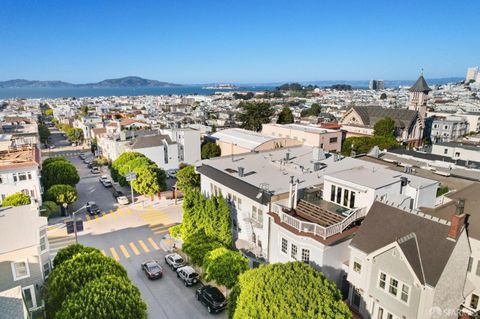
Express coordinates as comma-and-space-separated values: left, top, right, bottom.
312, 147, 326, 162
285, 152, 290, 161
238, 167, 245, 178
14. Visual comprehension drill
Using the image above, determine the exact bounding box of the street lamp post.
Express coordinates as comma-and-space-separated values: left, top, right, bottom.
125, 165, 136, 206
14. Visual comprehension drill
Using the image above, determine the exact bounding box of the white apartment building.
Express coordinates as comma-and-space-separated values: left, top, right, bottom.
431, 142, 480, 163
427, 115, 469, 143
0, 145, 42, 205
160, 128, 201, 165
73, 116, 103, 142
0, 205, 51, 314
196, 145, 439, 287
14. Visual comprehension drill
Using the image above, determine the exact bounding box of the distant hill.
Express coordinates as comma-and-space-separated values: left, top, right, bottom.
0, 76, 181, 88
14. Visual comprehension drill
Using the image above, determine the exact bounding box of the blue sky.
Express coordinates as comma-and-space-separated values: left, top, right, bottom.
0, 0, 478, 84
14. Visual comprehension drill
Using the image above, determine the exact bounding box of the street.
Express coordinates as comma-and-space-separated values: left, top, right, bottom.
45, 132, 228, 319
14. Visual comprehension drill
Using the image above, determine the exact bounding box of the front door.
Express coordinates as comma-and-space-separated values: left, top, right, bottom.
22, 285, 37, 309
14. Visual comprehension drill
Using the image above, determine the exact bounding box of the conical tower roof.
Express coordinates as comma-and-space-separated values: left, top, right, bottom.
409, 74, 431, 92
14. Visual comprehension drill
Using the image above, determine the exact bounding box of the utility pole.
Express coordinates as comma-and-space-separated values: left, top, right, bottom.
66, 204, 86, 244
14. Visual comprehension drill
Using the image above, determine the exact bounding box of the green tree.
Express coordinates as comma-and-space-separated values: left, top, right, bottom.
341, 136, 399, 156
66, 128, 84, 142
380, 92, 388, 100
42, 161, 80, 189
53, 244, 101, 267
38, 123, 50, 144
2, 192, 30, 207
118, 156, 154, 186
43, 156, 68, 167
237, 102, 274, 132
40, 201, 58, 218
111, 152, 144, 182
277, 106, 294, 124
201, 142, 221, 159
56, 275, 147, 319
46, 251, 128, 318
230, 262, 351, 319
203, 247, 248, 289
300, 103, 322, 117
373, 117, 396, 138
176, 166, 200, 193
132, 165, 167, 196
45, 184, 78, 205
44, 108, 54, 116
182, 232, 224, 266
169, 224, 183, 239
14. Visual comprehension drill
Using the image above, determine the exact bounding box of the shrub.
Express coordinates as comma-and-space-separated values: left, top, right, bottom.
2, 192, 31, 207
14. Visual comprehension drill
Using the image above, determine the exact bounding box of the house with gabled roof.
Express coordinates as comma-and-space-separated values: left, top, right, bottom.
347, 201, 470, 319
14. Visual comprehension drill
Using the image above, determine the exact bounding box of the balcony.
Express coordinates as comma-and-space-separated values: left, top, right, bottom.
271, 199, 366, 240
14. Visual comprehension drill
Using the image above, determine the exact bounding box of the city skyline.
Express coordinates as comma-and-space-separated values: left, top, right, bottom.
1, 0, 479, 83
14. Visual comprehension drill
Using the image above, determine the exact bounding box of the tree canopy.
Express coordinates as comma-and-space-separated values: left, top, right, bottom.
52, 244, 101, 267
301, 103, 322, 117
38, 123, 50, 144
373, 117, 396, 138
175, 166, 200, 193
45, 184, 78, 205
237, 102, 274, 132
43, 156, 68, 167
341, 136, 399, 156
110, 152, 144, 183
182, 232, 224, 266
230, 262, 351, 319
277, 106, 294, 124
42, 160, 80, 189
203, 247, 249, 289
46, 251, 128, 318
55, 275, 147, 319
201, 142, 221, 159
40, 201, 58, 218
2, 192, 30, 207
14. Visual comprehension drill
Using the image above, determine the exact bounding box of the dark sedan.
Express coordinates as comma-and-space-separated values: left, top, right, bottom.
196, 285, 227, 314
141, 260, 163, 280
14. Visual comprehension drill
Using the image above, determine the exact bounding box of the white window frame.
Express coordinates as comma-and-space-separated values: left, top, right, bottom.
291, 243, 297, 260
22, 285, 37, 309
281, 238, 288, 254
301, 248, 310, 264
43, 260, 52, 279
378, 270, 410, 305
11, 259, 30, 281
353, 259, 362, 273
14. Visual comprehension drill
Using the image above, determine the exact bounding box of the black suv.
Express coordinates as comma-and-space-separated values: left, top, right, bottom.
196, 285, 226, 314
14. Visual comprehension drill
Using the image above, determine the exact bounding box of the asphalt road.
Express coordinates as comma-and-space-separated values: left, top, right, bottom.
46, 130, 227, 319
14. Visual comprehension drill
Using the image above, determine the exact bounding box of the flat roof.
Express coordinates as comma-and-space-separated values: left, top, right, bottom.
265, 123, 339, 134
0, 205, 47, 254
211, 128, 275, 150
199, 145, 390, 197
434, 142, 480, 152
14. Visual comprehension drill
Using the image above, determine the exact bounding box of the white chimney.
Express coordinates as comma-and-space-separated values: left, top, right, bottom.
312, 147, 326, 162
293, 179, 299, 209
288, 176, 294, 209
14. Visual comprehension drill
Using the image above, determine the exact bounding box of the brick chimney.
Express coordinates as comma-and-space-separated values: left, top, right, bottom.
448, 199, 466, 240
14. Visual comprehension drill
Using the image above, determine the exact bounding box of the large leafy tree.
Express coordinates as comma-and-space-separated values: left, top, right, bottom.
43, 156, 68, 167
203, 247, 248, 289
53, 244, 101, 267
373, 117, 396, 138
46, 251, 128, 318
201, 142, 221, 159
277, 106, 294, 124
132, 165, 167, 196
230, 262, 351, 319
38, 123, 50, 144
237, 102, 274, 132
55, 275, 147, 319
66, 128, 84, 142
110, 152, 144, 183
301, 103, 322, 117
45, 184, 78, 205
118, 156, 154, 186
182, 232, 224, 266
175, 166, 200, 193
2, 192, 30, 207
341, 136, 399, 156
42, 161, 80, 189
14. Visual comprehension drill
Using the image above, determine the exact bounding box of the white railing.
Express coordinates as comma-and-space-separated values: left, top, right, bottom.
274, 203, 366, 240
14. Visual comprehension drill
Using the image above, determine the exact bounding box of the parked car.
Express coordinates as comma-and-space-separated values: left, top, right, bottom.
167, 170, 178, 179
99, 175, 109, 183
112, 189, 125, 198
117, 196, 129, 205
196, 285, 227, 314
101, 179, 112, 188
79, 153, 87, 160
164, 253, 185, 270
176, 266, 199, 286
87, 162, 95, 169
91, 167, 100, 174
86, 201, 100, 215
141, 260, 163, 280
83, 158, 91, 164
49, 145, 56, 149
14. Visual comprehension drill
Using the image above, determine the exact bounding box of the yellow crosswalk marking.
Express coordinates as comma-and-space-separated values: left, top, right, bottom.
119, 245, 130, 258
125, 209, 133, 215
129, 242, 140, 256
110, 247, 120, 261
118, 210, 126, 217
94, 215, 100, 219
148, 237, 160, 250
138, 240, 150, 253
85, 215, 91, 221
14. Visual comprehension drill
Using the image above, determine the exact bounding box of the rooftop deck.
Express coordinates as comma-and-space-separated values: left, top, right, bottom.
271, 198, 366, 240
0, 145, 40, 169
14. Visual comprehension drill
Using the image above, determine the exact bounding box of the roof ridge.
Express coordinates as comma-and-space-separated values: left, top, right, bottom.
375, 199, 451, 226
